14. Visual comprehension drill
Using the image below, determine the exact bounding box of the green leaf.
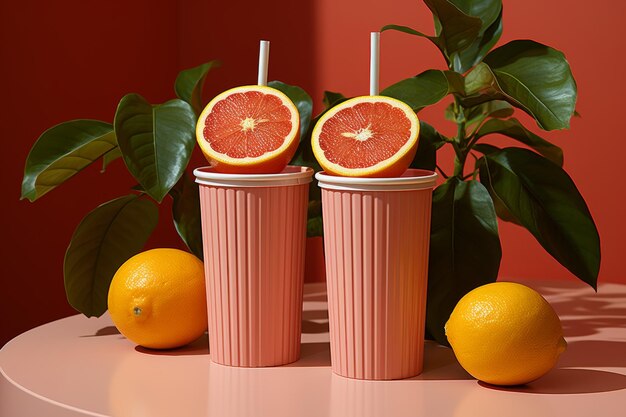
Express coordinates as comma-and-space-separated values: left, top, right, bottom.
292, 90, 349, 170
424, 0, 482, 60
292, 91, 349, 236
64, 195, 158, 317
170, 173, 203, 260
380, 24, 437, 42
382, 69, 463, 111
114, 94, 197, 203
448, 0, 501, 28
412, 121, 445, 170
483, 40, 577, 130
466, 100, 514, 125
322, 91, 348, 109
21, 120, 117, 201
268, 80, 313, 142
381, 24, 444, 56
464, 62, 499, 95
101, 147, 122, 172
471, 144, 522, 225
476, 118, 563, 166
452, 6, 503, 72
479, 148, 600, 288
307, 197, 323, 237
472, 143, 500, 155
174, 60, 220, 115
444, 103, 457, 122
307, 216, 324, 237
291, 115, 321, 171
427, 178, 502, 345
444, 1, 503, 73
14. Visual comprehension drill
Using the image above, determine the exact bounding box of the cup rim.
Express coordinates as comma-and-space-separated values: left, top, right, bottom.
194, 165, 314, 188
316, 169, 437, 191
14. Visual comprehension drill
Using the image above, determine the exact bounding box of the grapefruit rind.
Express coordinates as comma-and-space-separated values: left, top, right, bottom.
196, 85, 300, 173
311, 95, 420, 178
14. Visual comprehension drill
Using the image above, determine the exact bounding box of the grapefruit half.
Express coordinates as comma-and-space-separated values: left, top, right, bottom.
312, 96, 420, 177
196, 85, 300, 173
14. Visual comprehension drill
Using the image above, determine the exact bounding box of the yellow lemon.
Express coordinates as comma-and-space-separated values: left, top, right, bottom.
445, 282, 567, 386
108, 248, 207, 349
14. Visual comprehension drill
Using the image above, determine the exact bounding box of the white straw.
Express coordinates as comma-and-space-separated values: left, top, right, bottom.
258, 40, 270, 86
370, 32, 380, 96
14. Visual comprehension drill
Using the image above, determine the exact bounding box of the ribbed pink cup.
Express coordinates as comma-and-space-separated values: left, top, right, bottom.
194, 166, 313, 367
316, 169, 437, 380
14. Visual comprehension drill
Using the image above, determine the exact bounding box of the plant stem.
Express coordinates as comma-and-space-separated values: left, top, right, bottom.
436, 164, 449, 179
453, 97, 467, 177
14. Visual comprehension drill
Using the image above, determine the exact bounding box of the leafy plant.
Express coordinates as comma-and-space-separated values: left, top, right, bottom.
21, 61, 314, 317
376, 0, 600, 344
21, 0, 600, 348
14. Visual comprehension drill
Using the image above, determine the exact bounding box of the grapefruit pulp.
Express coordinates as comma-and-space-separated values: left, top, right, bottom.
196, 85, 300, 173
312, 96, 420, 177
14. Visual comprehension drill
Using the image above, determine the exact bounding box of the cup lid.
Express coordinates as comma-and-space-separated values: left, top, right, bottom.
315, 169, 437, 191
194, 165, 314, 188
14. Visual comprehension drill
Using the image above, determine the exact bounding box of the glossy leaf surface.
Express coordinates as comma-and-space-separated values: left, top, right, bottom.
64, 195, 158, 317
382, 70, 463, 111
412, 121, 445, 170
21, 120, 116, 201
479, 148, 600, 288
174, 60, 220, 114
427, 178, 501, 345
425, 0, 482, 59
484, 40, 577, 130
448, 0, 502, 72
170, 173, 203, 260
476, 118, 563, 166
114, 94, 196, 202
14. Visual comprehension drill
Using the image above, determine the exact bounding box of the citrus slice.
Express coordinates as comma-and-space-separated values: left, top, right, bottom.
312, 96, 420, 177
196, 85, 300, 174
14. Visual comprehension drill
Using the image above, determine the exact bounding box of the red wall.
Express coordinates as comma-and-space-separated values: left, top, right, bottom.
2, 0, 623, 346
0, 0, 183, 345
312, 0, 624, 285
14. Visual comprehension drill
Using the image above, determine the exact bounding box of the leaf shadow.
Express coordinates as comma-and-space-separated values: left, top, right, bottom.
531, 281, 626, 366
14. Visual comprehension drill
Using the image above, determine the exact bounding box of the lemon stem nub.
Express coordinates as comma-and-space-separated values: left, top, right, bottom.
133, 306, 142, 316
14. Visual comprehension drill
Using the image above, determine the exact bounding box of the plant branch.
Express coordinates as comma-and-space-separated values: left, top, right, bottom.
467, 116, 489, 142
436, 164, 449, 179
465, 134, 481, 152
453, 96, 468, 177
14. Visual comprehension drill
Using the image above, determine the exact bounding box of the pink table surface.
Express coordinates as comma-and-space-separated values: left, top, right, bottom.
1, 281, 625, 417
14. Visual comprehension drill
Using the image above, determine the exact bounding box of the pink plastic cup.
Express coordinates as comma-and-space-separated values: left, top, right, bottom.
194, 166, 314, 367
316, 169, 438, 380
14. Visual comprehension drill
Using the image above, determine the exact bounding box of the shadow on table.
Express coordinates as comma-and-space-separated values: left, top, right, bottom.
134, 333, 209, 356
478, 281, 626, 394
479, 368, 626, 394
289, 339, 472, 380
302, 309, 330, 334
532, 281, 626, 340
411, 342, 473, 380
303, 290, 329, 303
85, 281, 626, 392
286, 342, 332, 367
80, 325, 121, 337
